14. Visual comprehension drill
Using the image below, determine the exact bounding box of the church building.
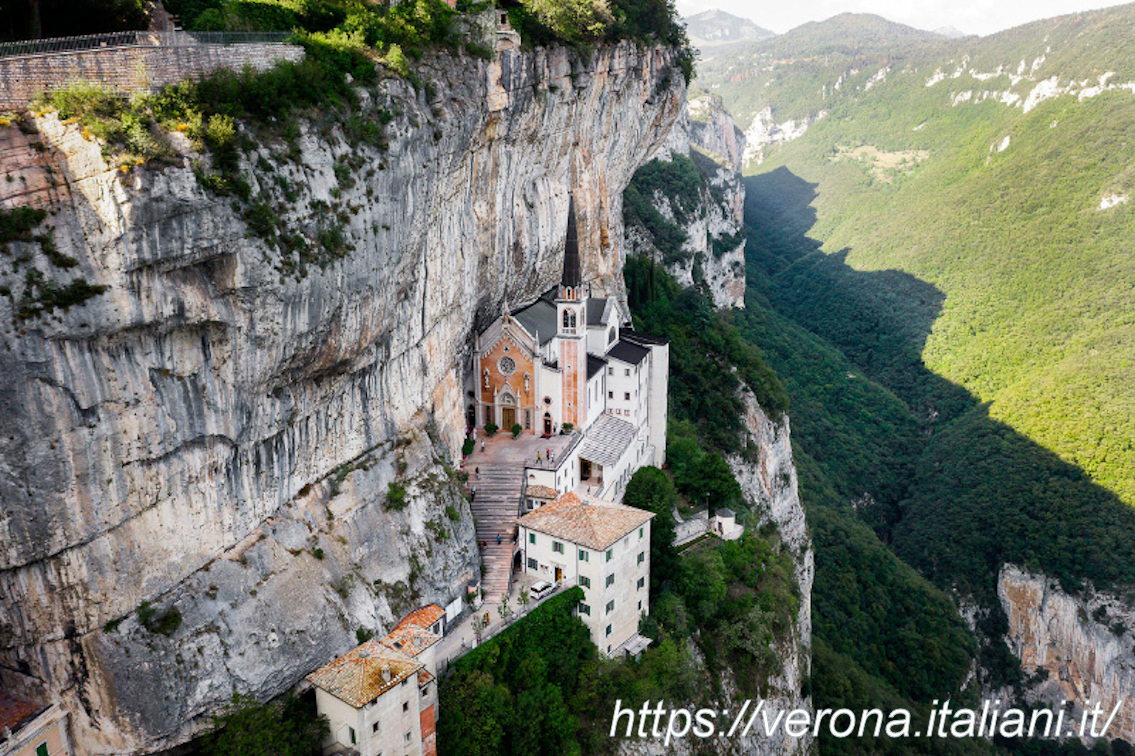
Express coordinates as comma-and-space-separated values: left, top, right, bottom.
468, 197, 669, 501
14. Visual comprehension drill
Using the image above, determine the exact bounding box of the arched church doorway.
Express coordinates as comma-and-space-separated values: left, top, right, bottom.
543, 412, 552, 436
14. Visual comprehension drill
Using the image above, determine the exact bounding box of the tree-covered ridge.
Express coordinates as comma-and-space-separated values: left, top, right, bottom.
163, 0, 694, 79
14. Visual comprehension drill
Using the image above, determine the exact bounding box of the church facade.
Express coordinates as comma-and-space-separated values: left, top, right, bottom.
467, 198, 669, 501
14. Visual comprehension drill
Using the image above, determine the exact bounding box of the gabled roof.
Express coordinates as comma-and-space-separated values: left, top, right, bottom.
399, 605, 445, 631
516, 492, 653, 551
380, 623, 441, 658
587, 353, 607, 380
605, 338, 650, 366
586, 298, 611, 326
307, 640, 422, 708
511, 299, 558, 347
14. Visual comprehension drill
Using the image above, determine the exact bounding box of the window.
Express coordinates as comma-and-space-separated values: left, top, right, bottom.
528, 557, 538, 570
624, 368, 630, 376
607, 367, 613, 375
639, 527, 644, 539
403, 701, 409, 712
637, 576, 645, 590
36, 745, 49, 756
624, 392, 631, 401
553, 541, 564, 554
529, 533, 535, 545
373, 722, 381, 734
606, 573, 615, 587
579, 602, 591, 615
579, 548, 589, 561
350, 727, 357, 745
606, 549, 613, 562
580, 575, 590, 588
606, 600, 615, 614
606, 624, 612, 637
405, 731, 413, 743
608, 391, 613, 399
638, 600, 643, 611
422, 685, 430, 696
637, 552, 645, 565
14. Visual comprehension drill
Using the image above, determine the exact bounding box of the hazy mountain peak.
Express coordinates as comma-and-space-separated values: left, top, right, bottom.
683, 8, 775, 54
933, 25, 968, 38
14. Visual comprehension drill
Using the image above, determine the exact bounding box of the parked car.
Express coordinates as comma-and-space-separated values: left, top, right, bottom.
529, 581, 554, 601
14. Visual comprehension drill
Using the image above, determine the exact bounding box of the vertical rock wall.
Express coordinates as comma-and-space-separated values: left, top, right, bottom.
0, 40, 686, 753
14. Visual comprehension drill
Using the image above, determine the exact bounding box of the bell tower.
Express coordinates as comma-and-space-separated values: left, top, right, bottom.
557, 195, 588, 429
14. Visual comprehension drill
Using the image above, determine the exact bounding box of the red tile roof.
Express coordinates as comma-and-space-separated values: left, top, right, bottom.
398, 605, 444, 631
0, 692, 40, 735
306, 641, 422, 708
516, 492, 653, 550
380, 622, 441, 658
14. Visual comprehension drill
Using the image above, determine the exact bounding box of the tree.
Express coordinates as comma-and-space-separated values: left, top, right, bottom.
623, 466, 680, 592
522, 0, 612, 44
200, 693, 328, 756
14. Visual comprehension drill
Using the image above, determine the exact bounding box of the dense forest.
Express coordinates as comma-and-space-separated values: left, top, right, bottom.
668, 6, 1135, 753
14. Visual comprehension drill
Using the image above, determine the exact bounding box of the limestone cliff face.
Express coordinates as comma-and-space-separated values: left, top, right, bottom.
0, 41, 685, 753
727, 390, 814, 755
626, 94, 747, 309
999, 564, 1135, 743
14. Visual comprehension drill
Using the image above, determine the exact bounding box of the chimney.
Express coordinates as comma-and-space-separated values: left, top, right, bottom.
381, 665, 391, 682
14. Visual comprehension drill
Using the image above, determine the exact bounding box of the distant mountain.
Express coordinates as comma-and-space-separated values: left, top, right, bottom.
697, 2, 1135, 731
683, 9, 774, 58
755, 12, 939, 58
684, 9, 774, 42
933, 24, 967, 38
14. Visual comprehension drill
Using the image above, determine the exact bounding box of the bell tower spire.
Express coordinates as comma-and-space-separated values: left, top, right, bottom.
561, 195, 581, 290
556, 193, 588, 430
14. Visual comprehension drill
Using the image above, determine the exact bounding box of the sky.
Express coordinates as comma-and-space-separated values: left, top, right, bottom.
675, 0, 1134, 36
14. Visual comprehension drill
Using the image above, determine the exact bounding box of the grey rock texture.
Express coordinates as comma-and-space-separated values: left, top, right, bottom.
728, 390, 814, 755
0, 39, 686, 753
626, 94, 747, 308
1000, 564, 1135, 743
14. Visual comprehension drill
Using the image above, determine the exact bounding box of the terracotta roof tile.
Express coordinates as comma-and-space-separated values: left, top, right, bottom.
525, 485, 559, 500
399, 605, 444, 630
306, 640, 422, 708
516, 492, 653, 551
0, 692, 40, 735
379, 623, 441, 658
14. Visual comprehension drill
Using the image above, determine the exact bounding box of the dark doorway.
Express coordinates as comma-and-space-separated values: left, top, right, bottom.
543, 412, 553, 435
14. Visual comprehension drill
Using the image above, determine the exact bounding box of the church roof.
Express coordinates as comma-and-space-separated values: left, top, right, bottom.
516, 491, 653, 551
511, 299, 558, 347
577, 413, 637, 468
586, 298, 609, 326
562, 196, 581, 288
605, 338, 650, 366
587, 353, 607, 380
621, 328, 668, 347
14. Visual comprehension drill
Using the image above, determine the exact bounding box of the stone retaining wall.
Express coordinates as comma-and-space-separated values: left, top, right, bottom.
0, 41, 303, 109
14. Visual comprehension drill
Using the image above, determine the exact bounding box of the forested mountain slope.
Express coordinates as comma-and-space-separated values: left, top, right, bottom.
694, 1, 1135, 747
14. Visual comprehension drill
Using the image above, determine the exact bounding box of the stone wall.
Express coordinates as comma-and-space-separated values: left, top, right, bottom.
0, 39, 303, 109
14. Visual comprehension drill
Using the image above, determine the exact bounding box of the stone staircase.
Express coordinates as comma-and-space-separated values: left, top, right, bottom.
469, 462, 525, 603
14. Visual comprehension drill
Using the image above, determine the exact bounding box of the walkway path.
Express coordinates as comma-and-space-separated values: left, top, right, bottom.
469, 462, 524, 603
